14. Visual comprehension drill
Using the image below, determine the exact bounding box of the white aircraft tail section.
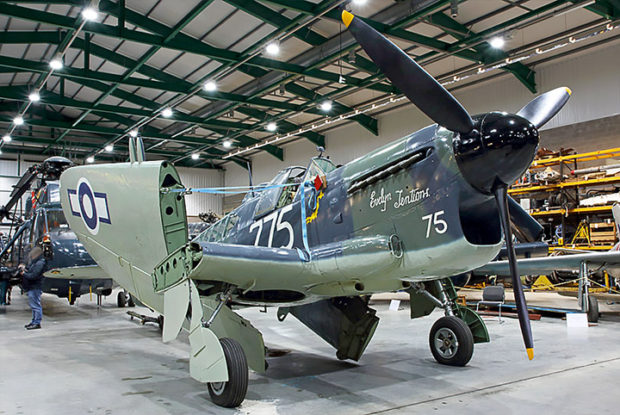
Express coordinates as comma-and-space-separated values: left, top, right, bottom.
59, 160, 188, 312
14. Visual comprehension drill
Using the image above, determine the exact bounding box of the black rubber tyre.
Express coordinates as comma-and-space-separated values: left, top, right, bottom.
587, 296, 599, 323
117, 291, 126, 308
127, 294, 135, 307
157, 315, 164, 332
207, 338, 248, 408
429, 316, 474, 366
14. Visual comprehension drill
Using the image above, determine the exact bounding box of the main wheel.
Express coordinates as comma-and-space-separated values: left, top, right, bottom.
127, 294, 135, 307
429, 316, 474, 366
587, 296, 599, 323
117, 291, 126, 307
207, 338, 248, 408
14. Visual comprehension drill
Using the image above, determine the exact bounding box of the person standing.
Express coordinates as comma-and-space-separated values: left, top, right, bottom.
20, 246, 46, 330
0, 271, 8, 306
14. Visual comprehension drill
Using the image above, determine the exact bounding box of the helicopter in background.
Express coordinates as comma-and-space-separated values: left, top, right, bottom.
0, 156, 117, 305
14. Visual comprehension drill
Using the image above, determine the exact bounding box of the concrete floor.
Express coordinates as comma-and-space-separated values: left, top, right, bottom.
1, 290, 620, 415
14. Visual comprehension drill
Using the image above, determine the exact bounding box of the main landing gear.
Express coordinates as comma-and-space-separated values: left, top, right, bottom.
207, 338, 249, 408
410, 278, 488, 367
117, 290, 135, 308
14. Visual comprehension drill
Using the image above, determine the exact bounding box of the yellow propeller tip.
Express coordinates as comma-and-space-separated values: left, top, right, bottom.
342, 10, 355, 28
565, 87, 572, 96
527, 348, 534, 360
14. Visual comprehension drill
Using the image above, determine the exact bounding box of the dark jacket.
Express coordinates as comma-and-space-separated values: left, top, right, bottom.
22, 257, 46, 291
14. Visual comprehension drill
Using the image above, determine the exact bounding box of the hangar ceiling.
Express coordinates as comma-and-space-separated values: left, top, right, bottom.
0, 0, 618, 169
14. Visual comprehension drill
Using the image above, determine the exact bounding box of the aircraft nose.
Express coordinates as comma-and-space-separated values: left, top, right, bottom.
453, 112, 539, 194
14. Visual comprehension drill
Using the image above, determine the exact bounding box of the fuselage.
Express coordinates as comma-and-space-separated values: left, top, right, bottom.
192, 124, 504, 305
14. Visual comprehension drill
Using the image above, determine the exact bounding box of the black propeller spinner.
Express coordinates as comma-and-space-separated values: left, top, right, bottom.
343, 9, 572, 360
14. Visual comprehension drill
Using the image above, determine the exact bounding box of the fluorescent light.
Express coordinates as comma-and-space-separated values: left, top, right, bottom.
81, 7, 98, 21
129, 129, 138, 138
13, 116, 24, 126
162, 108, 173, 117
489, 36, 505, 49
105, 144, 113, 152
352, 0, 367, 4
265, 42, 280, 55
28, 92, 40, 102
191, 153, 199, 160
204, 80, 217, 92
2, 135, 11, 142
222, 140, 232, 148
49, 58, 63, 70
266, 122, 277, 132
86, 156, 95, 163
320, 101, 332, 112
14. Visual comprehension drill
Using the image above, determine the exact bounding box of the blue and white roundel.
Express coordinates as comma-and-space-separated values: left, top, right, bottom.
67, 178, 111, 235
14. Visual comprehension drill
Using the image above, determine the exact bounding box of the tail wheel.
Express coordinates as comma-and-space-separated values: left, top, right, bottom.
207, 338, 248, 408
117, 291, 126, 307
587, 296, 599, 323
429, 316, 474, 366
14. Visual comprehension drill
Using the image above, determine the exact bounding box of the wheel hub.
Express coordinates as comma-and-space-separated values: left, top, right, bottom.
209, 381, 226, 396
434, 327, 459, 359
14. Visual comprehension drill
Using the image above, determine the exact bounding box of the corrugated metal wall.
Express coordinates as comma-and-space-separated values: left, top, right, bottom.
177, 167, 224, 218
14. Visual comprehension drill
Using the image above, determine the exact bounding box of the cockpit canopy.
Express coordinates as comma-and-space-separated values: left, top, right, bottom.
254, 157, 336, 219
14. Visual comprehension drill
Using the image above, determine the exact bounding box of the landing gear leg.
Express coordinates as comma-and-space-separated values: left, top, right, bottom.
413, 279, 475, 366
578, 261, 599, 323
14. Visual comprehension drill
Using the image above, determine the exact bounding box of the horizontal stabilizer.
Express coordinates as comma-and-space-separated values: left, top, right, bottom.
44, 265, 109, 280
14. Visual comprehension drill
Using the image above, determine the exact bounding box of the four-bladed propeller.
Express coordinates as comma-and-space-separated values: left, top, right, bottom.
342, 10, 572, 360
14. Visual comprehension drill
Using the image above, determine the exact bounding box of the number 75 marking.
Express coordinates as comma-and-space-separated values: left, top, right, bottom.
422, 210, 448, 238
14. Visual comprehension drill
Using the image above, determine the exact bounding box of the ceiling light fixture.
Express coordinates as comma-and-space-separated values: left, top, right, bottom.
129, 129, 138, 138
86, 156, 95, 163
266, 122, 277, 132
265, 41, 280, 55
204, 80, 217, 92
3, 135, 11, 142
191, 153, 200, 160
49, 58, 63, 70
320, 101, 332, 112
162, 108, 173, 117
28, 92, 40, 102
223, 140, 232, 148
489, 36, 505, 49
13, 116, 24, 126
105, 144, 114, 152
81, 7, 98, 21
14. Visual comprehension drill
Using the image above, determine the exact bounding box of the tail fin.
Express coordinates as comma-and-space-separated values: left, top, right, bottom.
59, 160, 188, 312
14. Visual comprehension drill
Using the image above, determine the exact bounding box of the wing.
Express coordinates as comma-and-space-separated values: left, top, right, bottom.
475, 250, 620, 276
44, 264, 110, 280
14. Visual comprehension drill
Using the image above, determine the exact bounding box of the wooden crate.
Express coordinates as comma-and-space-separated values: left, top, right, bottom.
590, 222, 617, 245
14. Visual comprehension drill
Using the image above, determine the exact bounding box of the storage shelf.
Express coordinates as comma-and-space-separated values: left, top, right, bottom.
509, 176, 620, 195
549, 245, 614, 252
529, 206, 613, 216
529, 147, 620, 169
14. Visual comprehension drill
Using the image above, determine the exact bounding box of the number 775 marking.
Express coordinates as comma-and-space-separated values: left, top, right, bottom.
422, 210, 448, 238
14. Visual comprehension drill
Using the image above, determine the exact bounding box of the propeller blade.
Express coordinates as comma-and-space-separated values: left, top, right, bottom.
342, 11, 474, 134
494, 185, 534, 360
508, 196, 543, 243
517, 87, 572, 129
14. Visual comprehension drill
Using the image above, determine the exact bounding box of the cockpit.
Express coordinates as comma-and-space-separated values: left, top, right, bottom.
253, 157, 337, 219
195, 157, 337, 244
